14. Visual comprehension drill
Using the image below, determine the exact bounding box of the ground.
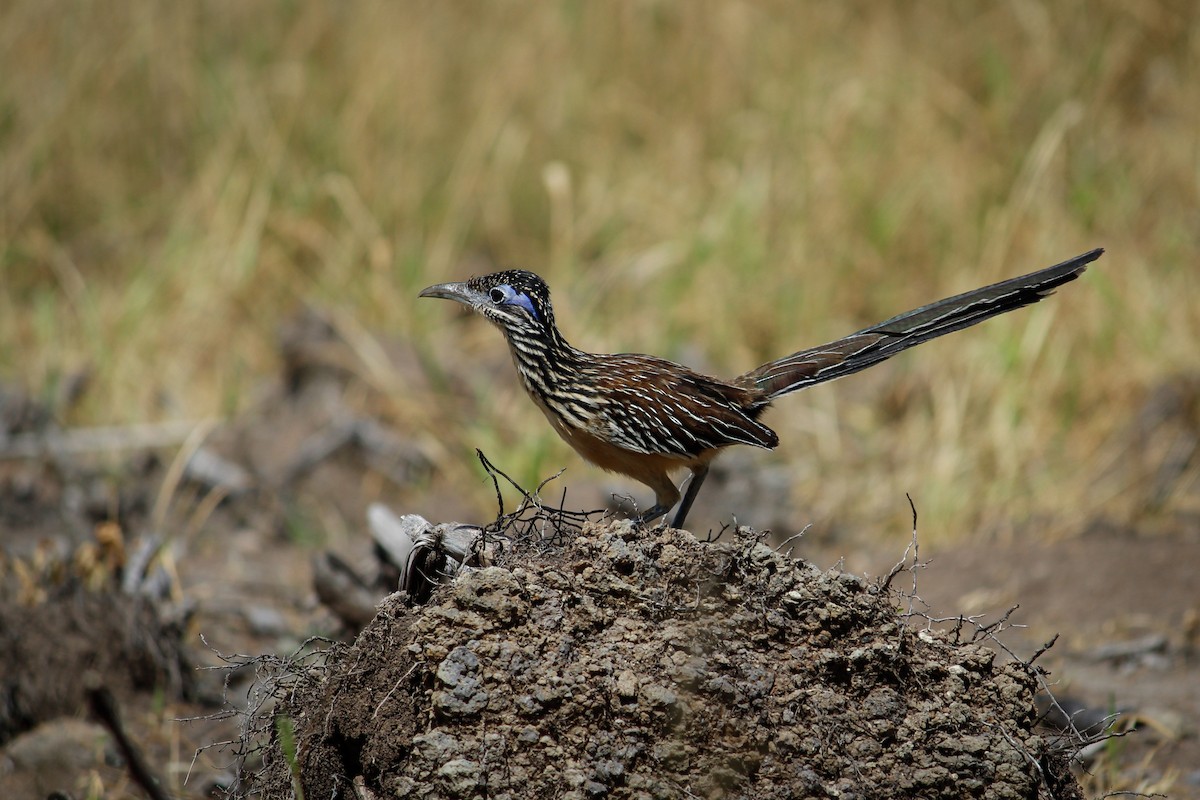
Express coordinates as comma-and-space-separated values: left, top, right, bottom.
1, 362, 1197, 799
252, 521, 1079, 800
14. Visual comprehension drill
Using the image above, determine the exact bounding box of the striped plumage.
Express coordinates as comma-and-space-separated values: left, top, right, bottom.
421, 248, 1101, 530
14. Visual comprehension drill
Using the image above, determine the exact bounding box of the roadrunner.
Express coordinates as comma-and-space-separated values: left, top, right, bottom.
422, 248, 1101, 529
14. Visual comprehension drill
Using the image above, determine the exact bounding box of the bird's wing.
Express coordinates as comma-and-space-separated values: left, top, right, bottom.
584, 355, 778, 458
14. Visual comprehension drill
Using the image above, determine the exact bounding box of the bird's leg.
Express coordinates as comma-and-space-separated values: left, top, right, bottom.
633, 469, 684, 528
636, 503, 671, 526
669, 465, 710, 530
634, 466, 709, 528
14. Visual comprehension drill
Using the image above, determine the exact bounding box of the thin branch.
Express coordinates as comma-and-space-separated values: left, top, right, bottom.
87, 682, 172, 800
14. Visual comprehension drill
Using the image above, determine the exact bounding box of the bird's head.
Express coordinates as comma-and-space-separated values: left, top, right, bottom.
420, 269, 556, 340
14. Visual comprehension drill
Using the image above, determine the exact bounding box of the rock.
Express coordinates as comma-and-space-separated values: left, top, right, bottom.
433, 646, 488, 716
243, 605, 289, 636
437, 757, 480, 796
453, 567, 529, 625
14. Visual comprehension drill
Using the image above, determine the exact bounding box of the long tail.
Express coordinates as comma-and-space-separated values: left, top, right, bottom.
743, 248, 1103, 400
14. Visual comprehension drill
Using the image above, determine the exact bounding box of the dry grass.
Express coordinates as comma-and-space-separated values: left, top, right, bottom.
2, 1, 1198, 543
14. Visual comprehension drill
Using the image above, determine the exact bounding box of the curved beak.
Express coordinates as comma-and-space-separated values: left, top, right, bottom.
419, 281, 485, 308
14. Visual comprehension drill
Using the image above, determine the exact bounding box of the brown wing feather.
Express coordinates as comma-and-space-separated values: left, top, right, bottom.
580, 354, 778, 458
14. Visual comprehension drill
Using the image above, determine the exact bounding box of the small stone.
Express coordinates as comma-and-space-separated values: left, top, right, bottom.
437, 758, 481, 795
453, 567, 530, 624
739, 666, 774, 699
652, 741, 690, 768
436, 645, 479, 687
640, 683, 677, 708
516, 694, 542, 715
411, 730, 461, 763
243, 605, 289, 636
2, 719, 113, 774
615, 669, 639, 701
434, 646, 488, 716
594, 758, 625, 782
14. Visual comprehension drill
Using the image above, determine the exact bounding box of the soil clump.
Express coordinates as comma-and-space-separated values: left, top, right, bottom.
252, 520, 1078, 799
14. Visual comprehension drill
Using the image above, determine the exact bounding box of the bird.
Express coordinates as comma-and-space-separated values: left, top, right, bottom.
421, 248, 1102, 530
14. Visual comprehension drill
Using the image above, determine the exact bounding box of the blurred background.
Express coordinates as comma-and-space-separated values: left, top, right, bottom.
2, 2, 1199, 796
3, 1, 1196, 542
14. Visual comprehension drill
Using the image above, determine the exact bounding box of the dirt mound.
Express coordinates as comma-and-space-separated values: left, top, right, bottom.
252, 521, 1078, 799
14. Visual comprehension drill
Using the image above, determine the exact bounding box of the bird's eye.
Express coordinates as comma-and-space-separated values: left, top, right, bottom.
486, 283, 540, 321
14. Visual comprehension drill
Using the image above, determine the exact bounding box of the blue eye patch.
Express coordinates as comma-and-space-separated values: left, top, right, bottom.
489, 284, 539, 321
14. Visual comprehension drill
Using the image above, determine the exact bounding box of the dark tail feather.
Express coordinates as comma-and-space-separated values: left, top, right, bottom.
744, 248, 1102, 400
